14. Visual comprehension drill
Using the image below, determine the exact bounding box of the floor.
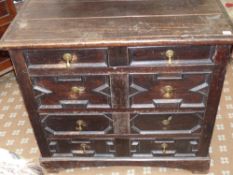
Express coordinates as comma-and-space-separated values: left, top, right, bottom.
0, 64, 233, 175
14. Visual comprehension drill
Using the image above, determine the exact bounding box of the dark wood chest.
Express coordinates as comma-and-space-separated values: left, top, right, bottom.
1, 0, 233, 173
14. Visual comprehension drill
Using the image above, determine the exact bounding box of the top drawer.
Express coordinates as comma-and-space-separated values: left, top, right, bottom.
24, 48, 108, 68
129, 45, 215, 66
25, 45, 215, 70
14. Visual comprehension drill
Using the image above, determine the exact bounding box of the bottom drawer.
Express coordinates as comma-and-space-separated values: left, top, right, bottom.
47, 137, 200, 158
48, 138, 116, 158
130, 138, 200, 157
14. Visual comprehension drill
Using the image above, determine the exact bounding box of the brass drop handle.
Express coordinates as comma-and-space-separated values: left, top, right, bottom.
80, 143, 89, 154
162, 116, 173, 126
161, 85, 175, 98
71, 86, 86, 94
161, 143, 168, 154
63, 53, 73, 68
75, 120, 87, 131
165, 50, 175, 64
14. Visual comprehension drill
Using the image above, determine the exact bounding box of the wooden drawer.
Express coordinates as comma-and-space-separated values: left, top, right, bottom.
130, 138, 199, 157
41, 113, 113, 136
130, 112, 203, 134
129, 72, 212, 109
24, 48, 108, 68
47, 137, 200, 158
48, 138, 116, 157
128, 45, 214, 66
31, 75, 111, 109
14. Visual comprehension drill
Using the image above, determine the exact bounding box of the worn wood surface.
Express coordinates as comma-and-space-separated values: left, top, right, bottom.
0, 0, 16, 75
40, 156, 210, 174
1, 0, 233, 49
9, 50, 51, 157
4, 0, 233, 173
9, 44, 230, 173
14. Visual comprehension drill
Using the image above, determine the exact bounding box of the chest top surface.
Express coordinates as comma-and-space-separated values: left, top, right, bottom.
1, 0, 233, 49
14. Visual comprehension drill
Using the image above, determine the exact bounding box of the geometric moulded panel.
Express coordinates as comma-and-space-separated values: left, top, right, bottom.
130, 138, 199, 157
130, 112, 203, 134
32, 75, 111, 109
41, 113, 113, 136
48, 139, 116, 158
129, 72, 212, 109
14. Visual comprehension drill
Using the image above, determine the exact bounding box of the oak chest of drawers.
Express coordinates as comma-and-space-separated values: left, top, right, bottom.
1, 0, 233, 173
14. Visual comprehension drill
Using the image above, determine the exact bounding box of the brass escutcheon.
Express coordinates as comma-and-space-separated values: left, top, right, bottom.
165, 49, 175, 64
63, 53, 73, 68
71, 86, 86, 94
161, 143, 168, 154
161, 85, 175, 98
162, 116, 173, 126
75, 120, 87, 131
80, 143, 89, 154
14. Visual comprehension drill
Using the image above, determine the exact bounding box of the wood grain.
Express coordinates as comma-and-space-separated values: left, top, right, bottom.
0, 0, 233, 48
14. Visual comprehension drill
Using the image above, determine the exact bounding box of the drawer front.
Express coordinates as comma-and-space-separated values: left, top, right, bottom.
129, 72, 212, 109
32, 75, 111, 109
130, 138, 199, 157
130, 112, 203, 134
48, 138, 116, 157
25, 48, 108, 68
41, 113, 113, 136
128, 45, 214, 66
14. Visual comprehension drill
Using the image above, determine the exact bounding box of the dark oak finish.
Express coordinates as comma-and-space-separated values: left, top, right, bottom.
1, 0, 233, 174
128, 45, 215, 66
1, 0, 233, 48
41, 113, 114, 136
48, 138, 116, 158
31, 75, 111, 109
130, 112, 203, 135
25, 48, 108, 68
0, 0, 16, 75
198, 45, 231, 157
8, 50, 51, 157
41, 157, 210, 174
129, 72, 212, 109
129, 137, 200, 157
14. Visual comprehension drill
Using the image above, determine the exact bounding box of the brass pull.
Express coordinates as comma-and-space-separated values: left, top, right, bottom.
63, 53, 73, 68
161, 143, 168, 154
161, 85, 175, 98
162, 116, 173, 126
75, 120, 87, 131
80, 143, 89, 154
165, 50, 175, 64
71, 86, 86, 94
